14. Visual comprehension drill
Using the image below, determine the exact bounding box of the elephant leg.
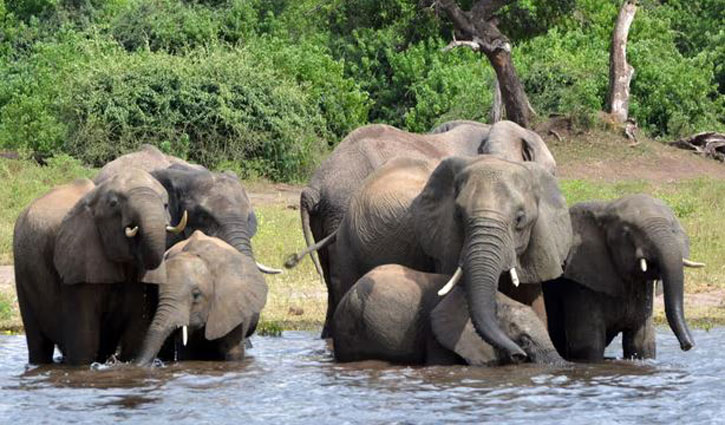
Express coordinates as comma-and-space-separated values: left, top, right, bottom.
61, 285, 103, 365
16, 285, 55, 364
623, 316, 656, 360
542, 280, 567, 358
118, 284, 154, 362
424, 333, 463, 366
562, 286, 607, 362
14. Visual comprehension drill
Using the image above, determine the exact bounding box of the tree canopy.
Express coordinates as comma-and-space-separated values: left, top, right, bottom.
1, 0, 722, 181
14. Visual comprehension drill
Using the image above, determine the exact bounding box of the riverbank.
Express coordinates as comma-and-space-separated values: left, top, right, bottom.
1, 125, 724, 333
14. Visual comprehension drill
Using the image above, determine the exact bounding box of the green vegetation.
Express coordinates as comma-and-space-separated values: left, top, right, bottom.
1, 0, 723, 181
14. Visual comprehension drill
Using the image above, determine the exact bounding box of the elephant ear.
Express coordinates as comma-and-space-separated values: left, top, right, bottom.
430, 287, 498, 366
54, 192, 127, 284
247, 210, 258, 237
516, 163, 572, 284
205, 249, 268, 340
563, 202, 626, 297
412, 157, 472, 273
520, 128, 557, 175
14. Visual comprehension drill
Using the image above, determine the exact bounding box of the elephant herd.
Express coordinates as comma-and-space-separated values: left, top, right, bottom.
13, 120, 703, 369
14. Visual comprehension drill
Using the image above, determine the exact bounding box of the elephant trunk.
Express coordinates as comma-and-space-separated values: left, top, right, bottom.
129, 192, 168, 271
464, 217, 527, 362
136, 288, 189, 366
218, 215, 254, 257
650, 227, 694, 351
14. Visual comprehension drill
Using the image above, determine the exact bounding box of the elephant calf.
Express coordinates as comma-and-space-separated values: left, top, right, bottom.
136, 231, 268, 365
333, 264, 563, 366
543, 194, 703, 362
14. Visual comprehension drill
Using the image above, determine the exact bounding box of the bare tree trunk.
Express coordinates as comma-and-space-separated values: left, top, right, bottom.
435, 0, 534, 128
606, 0, 637, 123
490, 77, 504, 122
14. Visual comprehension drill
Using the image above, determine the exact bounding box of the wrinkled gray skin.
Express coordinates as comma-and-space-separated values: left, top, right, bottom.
298, 121, 555, 337
543, 194, 696, 362
330, 156, 571, 361
432, 120, 557, 175
333, 265, 564, 366
94, 144, 204, 184
13, 170, 172, 365
136, 231, 268, 365
96, 146, 272, 274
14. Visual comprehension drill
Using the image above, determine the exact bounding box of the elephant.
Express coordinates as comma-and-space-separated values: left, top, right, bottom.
306, 155, 571, 360
13, 169, 187, 365
93, 144, 204, 184
333, 264, 563, 365
543, 194, 702, 362
95, 145, 280, 275
135, 231, 268, 365
291, 120, 556, 337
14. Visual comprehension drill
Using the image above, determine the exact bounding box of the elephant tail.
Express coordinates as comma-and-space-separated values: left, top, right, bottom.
285, 226, 337, 270
291, 188, 328, 276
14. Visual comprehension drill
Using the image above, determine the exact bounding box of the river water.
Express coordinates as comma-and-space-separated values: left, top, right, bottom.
1, 328, 724, 424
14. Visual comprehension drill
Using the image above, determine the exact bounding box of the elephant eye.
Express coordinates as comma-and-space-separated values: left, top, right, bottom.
192, 288, 202, 301
108, 198, 118, 208
515, 210, 526, 229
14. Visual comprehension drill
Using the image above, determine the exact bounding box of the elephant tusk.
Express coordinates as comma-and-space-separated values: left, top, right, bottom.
640, 258, 648, 272
256, 262, 283, 275
182, 325, 188, 347
166, 210, 188, 234
125, 226, 139, 238
683, 258, 706, 268
510, 267, 520, 287
438, 267, 463, 296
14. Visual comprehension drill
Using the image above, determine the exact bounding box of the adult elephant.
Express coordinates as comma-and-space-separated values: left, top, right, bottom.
543, 194, 701, 361
290, 121, 555, 336
13, 170, 186, 365
95, 146, 280, 275
93, 144, 204, 184
308, 156, 571, 360
432, 120, 557, 175
136, 231, 268, 365
333, 265, 563, 365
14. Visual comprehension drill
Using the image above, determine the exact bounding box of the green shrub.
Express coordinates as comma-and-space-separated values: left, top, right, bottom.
63, 46, 330, 181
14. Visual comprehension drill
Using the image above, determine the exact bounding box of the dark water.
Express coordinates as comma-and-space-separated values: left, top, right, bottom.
1, 329, 724, 424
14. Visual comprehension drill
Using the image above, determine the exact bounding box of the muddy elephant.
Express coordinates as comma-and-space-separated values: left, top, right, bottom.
95, 145, 280, 275
136, 231, 268, 364
543, 194, 702, 361
291, 121, 556, 337
307, 156, 571, 360
333, 265, 564, 366
13, 170, 187, 365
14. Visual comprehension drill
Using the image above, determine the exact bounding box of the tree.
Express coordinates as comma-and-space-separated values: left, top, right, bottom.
605, 0, 637, 123
430, 0, 535, 127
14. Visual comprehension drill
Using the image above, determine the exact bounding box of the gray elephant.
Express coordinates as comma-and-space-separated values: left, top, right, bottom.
543, 194, 702, 361
292, 120, 555, 337
135, 231, 268, 365
333, 264, 564, 366
431, 120, 557, 175
96, 146, 280, 275
93, 144, 204, 184
307, 156, 571, 360
13, 170, 186, 365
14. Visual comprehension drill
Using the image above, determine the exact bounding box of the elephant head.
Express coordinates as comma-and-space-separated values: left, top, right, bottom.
563, 194, 697, 351
136, 231, 268, 365
53, 169, 184, 283
412, 156, 571, 361
152, 166, 279, 274
482, 121, 557, 175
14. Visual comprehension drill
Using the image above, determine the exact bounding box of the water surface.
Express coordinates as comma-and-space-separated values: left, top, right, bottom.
1, 328, 724, 424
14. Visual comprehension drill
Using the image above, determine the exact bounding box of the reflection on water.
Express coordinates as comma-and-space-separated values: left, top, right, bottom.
1, 329, 724, 424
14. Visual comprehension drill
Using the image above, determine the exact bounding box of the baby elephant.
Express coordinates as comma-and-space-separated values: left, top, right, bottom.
543, 194, 703, 362
333, 264, 563, 366
136, 231, 268, 364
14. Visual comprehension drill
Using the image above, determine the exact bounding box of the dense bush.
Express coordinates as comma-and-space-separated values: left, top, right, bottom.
1, 0, 724, 182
